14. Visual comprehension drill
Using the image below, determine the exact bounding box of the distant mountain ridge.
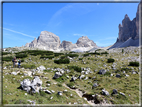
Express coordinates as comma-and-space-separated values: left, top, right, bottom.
109, 3, 140, 49
25, 31, 98, 52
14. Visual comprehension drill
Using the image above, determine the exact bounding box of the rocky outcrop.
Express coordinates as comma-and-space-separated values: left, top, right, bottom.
20, 76, 42, 93
76, 36, 97, 48
109, 3, 140, 49
118, 14, 137, 42
25, 32, 98, 52
25, 31, 60, 50
59, 41, 77, 51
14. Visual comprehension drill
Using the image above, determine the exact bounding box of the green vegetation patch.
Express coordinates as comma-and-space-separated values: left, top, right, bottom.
16, 54, 28, 58
2, 52, 11, 55
129, 62, 139, 67
54, 58, 70, 64
2, 56, 13, 62
107, 58, 115, 63
68, 66, 81, 72
21, 64, 36, 69
40, 55, 54, 59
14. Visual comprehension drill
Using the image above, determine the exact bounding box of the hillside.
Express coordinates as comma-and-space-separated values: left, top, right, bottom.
2, 47, 140, 106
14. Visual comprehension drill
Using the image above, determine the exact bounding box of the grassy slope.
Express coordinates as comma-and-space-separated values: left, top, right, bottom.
2, 48, 140, 105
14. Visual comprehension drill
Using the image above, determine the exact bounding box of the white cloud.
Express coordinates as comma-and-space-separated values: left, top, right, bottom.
2, 27, 35, 38
73, 34, 85, 36
47, 3, 97, 26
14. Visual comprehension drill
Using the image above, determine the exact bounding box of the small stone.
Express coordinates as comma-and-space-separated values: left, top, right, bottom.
51, 90, 55, 93
116, 74, 121, 78
58, 91, 63, 96
50, 96, 53, 100
102, 89, 109, 96
119, 92, 125, 96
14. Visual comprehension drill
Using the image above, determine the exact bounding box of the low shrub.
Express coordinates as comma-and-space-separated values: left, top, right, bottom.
129, 62, 139, 67
107, 58, 115, 63
101, 51, 109, 54
57, 83, 62, 87
43, 69, 50, 72
68, 66, 81, 72
21, 59, 24, 62
66, 54, 79, 58
21, 64, 36, 69
54, 58, 70, 64
66, 82, 76, 89
54, 76, 67, 83
46, 81, 51, 84
16, 54, 28, 58
27, 50, 53, 56
3, 99, 8, 104
38, 99, 43, 104
60, 55, 67, 59
40, 91, 46, 97
83, 53, 90, 57
14, 99, 28, 104
54, 53, 64, 57
2, 56, 13, 62
40, 55, 54, 59
2, 52, 10, 55
79, 58, 83, 60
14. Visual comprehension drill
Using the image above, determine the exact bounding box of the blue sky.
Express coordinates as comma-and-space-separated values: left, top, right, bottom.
3, 1, 139, 48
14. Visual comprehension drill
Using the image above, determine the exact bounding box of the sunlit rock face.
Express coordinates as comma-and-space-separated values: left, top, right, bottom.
109, 3, 140, 49
25, 31, 60, 50
59, 41, 78, 51
76, 36, 97, 48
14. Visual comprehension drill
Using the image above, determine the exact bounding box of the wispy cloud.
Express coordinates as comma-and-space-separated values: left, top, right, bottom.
73, 34, 86, 36
47, 3, 97, 27
2, 27, 35, 38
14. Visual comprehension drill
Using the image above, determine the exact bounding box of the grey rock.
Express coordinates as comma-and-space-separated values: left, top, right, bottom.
84, 76, 88, 80
20, 76, 42, 93
112, 89, 118, 95
71, 76, 77, 81
125, 74, 129, 77
102, 89, 109, 96
51, 90, 55, 93
37, 65, 46, 71
78, 75, 85, 79
58, 91, 63, 96
59, 40, 77, 51
20, 79, 31, 92
45, 90, 51, 94
109, 3, 140, 49
92, 76, 96, 79
119, 92, 125, 96
93, 83, 98, 88
25, 31, 60, 50
53, 72, 62, 79
98, 69, 106, 75
11, 72, 17, 75
116, 74, 121, 78
3, 67, 7, 69
76, 36, 97, 48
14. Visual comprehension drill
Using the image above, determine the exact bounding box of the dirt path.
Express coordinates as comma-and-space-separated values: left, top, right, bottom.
63, 83, 95, 106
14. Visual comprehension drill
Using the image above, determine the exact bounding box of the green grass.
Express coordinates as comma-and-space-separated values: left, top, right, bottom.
2, 47, 140, 105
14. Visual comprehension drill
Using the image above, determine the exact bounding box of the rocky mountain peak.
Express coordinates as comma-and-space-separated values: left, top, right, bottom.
76, 36, 97, 48
109, 3, 140, 49
25, 31, 60, 50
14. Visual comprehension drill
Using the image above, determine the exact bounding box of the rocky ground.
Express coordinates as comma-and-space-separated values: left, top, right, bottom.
2, 46, 140, 106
